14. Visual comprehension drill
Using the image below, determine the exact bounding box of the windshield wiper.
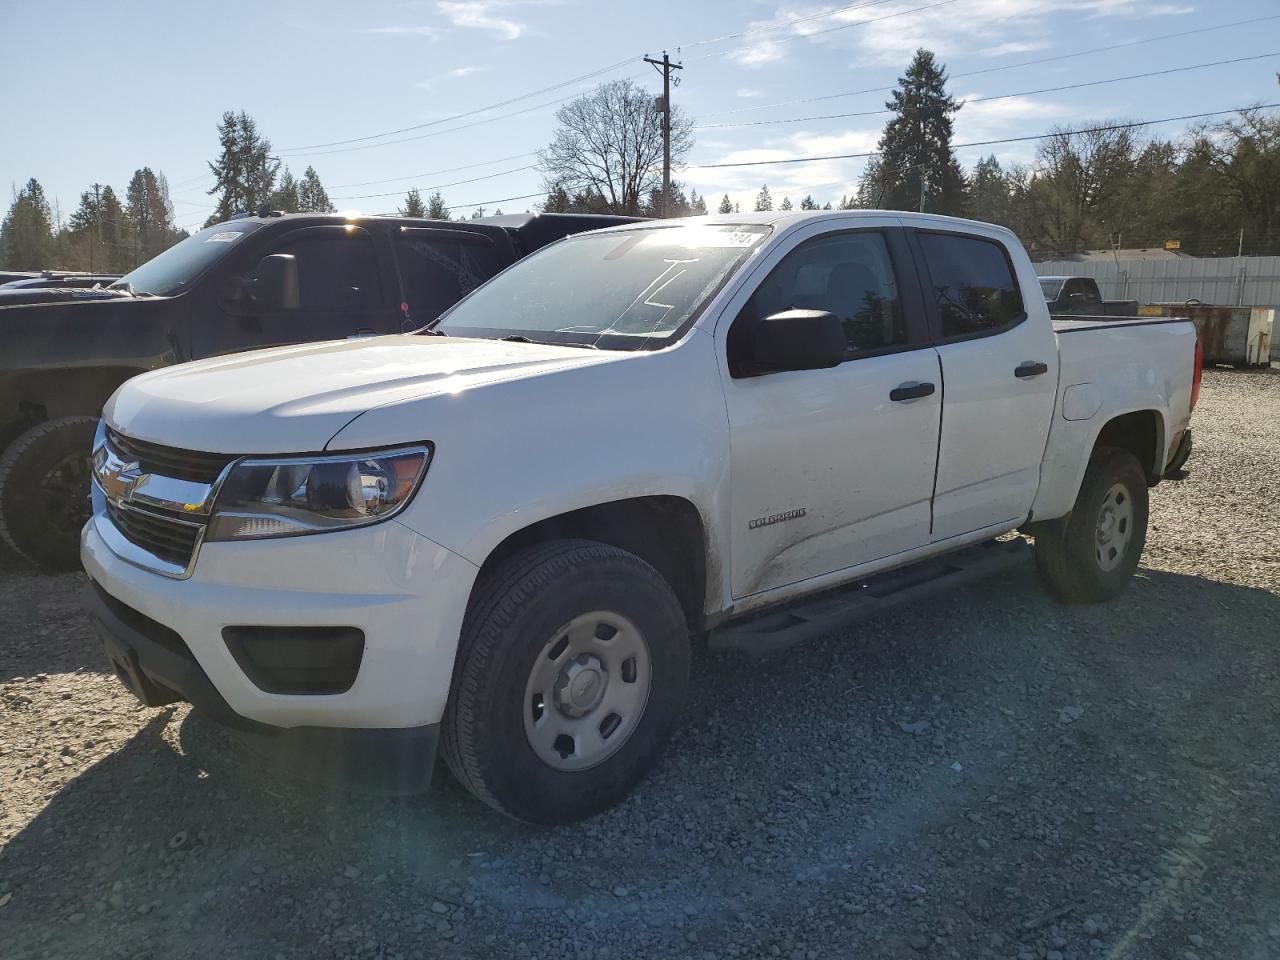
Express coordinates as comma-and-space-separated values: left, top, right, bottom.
106, 281, 135, 297
500, 334, 598, 350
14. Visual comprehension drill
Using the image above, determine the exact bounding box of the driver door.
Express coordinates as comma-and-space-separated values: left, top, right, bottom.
718, 220, 942, 599
191, 225, 400, 358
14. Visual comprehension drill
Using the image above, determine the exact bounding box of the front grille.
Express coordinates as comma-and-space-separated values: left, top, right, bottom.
106, 428, 235, 484
105, 499, 202, 569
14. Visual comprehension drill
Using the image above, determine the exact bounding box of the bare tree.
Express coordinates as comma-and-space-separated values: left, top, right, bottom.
538, 79, 693, 216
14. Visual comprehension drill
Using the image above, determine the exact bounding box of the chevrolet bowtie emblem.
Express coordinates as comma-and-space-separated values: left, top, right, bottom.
92, 445, 142, 506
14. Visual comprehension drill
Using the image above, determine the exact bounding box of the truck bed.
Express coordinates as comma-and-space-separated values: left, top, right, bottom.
1051, 314, 1190, 332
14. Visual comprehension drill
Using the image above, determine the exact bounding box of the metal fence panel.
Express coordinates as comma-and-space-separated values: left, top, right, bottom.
1032, 256, 1280, 308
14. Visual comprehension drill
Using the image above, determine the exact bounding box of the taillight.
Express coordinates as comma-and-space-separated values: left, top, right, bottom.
1190, 336, 1203, 411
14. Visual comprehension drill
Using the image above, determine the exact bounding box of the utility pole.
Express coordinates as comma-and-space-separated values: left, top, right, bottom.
91, 182, 101, 273
644, 51, 683, 217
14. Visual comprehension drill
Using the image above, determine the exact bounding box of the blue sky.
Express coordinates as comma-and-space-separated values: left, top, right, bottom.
3, 0, 1278, 229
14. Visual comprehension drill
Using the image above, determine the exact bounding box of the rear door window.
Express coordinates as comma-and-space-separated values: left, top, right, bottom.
918, 233, 1025, 338
395, 230, 505, 325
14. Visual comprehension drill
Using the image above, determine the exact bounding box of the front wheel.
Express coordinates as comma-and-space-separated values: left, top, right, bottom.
441, 539, 690, 823
1034, 446, 1149, 603
0, 417, 98, 570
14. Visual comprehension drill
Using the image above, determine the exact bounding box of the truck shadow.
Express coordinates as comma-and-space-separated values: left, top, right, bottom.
3, 562, 1279, 957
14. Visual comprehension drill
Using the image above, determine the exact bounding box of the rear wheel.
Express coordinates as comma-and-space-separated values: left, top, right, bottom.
1034, 446, 1149, 602
441, 539, 690, 823
0, 417, 98, 570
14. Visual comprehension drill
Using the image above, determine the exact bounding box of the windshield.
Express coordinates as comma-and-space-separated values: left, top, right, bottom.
434, 223, 771, 350
1039, 278, 1065, 301
111, 221, 264, 296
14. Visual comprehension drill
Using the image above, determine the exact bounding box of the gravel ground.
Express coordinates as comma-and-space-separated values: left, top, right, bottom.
2, 365, 1279, 960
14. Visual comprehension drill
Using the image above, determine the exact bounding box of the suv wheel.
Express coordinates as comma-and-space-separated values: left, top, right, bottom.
441, 539, 690, 823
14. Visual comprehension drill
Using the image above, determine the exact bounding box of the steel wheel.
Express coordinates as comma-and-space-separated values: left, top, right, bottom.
1094, 482, 1133, 572
522, 610, 652, 772
39, 452, 92, 538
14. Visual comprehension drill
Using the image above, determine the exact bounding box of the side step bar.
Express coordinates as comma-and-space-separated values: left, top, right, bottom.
708, 537, 1032, 656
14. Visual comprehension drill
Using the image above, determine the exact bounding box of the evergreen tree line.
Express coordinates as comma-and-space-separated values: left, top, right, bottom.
0, 169, 186, 274
713, 51, 1280, 260
6, 61, 1277, 270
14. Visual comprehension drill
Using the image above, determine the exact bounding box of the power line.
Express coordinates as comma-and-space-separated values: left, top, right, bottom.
685, 103, 1280, 169
330, 152, 536, 189
277, 58, 637, 153
331, 164, 538, 201
696, 52, 1280, 130
703, 12, 1280, 118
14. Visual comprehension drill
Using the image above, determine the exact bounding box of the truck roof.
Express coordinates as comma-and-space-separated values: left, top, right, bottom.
586, 209, 1021, 239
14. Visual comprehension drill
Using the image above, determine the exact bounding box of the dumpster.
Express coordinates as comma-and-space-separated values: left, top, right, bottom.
1139, 304, 1274, 367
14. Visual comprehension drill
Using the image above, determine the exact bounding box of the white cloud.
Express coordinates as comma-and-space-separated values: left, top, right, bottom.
447, 65, 490, 78
437, 1, 526, 40
360, 24, 442, 38
731, 0, 1193, 69
736, 87, 765, 98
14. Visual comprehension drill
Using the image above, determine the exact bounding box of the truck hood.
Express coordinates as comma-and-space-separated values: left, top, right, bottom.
105, 335, 619, 453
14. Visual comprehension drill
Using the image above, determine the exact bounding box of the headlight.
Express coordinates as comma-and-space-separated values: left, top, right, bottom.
206, 446, 430, 541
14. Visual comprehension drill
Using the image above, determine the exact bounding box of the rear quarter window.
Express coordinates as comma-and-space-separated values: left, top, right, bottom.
919, 233, 1025, 338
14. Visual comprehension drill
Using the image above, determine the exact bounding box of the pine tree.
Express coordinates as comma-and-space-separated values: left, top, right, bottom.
544, 184, 572, 213
399, 188, 427, 218
861, 50, 966, 215
689, 189, 708, 215
207, 111, 279, 225
754, 185, 773, 211
297, 166, 334, 213
779, 196, 793, 211
0, 178, 55, 269
799, 195, 819, 210
968, 154, 1009, 225
427, 191, 449, 219
125, 167, 177, 266
718, 194, 733, 214
822, 202, 832, 210
269, 167, 301, 213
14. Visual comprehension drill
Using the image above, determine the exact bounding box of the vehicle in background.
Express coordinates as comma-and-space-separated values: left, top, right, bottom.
0, 273, 120, 291
1040, 275, 1138, 317
0, 211, 638, 569
83, 211, 1201, 823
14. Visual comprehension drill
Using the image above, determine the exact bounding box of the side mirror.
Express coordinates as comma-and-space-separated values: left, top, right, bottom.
753, 309, 847, 372
239, 254, 300, 311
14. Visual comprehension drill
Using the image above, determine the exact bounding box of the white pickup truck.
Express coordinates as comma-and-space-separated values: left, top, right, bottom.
81, 211, 1201, 823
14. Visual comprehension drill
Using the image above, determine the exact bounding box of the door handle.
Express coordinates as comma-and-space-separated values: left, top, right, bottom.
348, 326, 375, 339
1015, 360, 1049, 378
889, 381, 936, 402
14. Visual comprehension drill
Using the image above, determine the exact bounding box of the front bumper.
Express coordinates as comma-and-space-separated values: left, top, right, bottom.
81, 513, 480, 789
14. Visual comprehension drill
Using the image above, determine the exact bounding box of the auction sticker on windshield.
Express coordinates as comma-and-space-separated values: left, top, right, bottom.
204, 232, 244, 243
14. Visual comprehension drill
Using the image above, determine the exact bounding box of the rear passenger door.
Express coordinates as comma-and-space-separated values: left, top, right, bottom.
911, 229, 1058, 540
393, 227, 511, 328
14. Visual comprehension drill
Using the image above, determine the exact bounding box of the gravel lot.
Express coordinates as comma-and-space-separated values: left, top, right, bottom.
3, 365, 1279, 960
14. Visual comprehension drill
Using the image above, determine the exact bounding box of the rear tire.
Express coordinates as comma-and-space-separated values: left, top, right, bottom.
441, 539, 690, 823
0, 417, 98, 571
1034, 446, 1148, 603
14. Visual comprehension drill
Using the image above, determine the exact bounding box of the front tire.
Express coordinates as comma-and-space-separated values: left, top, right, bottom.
1034, 446, 1149, 603
441, 539, 690, 823
0, 417, 98, 571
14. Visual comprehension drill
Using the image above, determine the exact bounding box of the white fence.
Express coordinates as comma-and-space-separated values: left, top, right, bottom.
1032, 256, 1280, 308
